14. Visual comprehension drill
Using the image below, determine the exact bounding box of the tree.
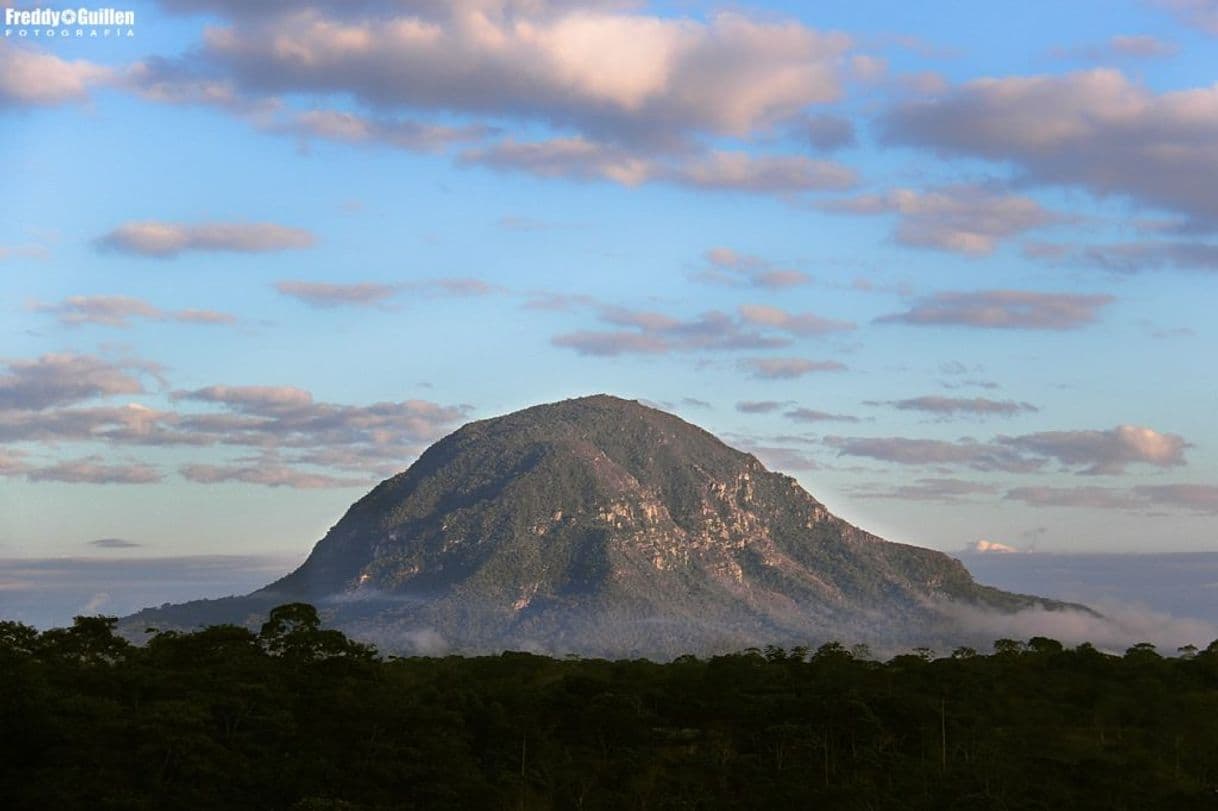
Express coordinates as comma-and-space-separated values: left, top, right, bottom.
37, 615, 130, 664
1027, 636, 1064, 656
259, 603, 375, 662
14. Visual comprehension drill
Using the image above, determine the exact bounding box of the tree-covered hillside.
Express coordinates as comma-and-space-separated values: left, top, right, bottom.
3, 604, 1217, 809
129, 396, 1084, 658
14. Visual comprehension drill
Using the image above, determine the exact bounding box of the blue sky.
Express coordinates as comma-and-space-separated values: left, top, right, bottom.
1, 0, 1216, 574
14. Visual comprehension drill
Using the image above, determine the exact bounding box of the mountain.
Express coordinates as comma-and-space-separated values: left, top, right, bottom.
125, 395, 1083, 657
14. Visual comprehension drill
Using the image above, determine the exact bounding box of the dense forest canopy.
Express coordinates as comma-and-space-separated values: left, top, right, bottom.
2, 603, 1217, 809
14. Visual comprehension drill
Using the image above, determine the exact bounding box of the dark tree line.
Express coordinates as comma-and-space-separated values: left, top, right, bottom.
2, 605, 1217, 809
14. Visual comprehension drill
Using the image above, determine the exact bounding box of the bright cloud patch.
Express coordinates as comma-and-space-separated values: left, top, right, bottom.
0, 42, 111, 108
193, 5, 851, 144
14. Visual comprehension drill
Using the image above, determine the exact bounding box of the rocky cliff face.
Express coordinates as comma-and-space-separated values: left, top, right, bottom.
129, 395, 1079, 657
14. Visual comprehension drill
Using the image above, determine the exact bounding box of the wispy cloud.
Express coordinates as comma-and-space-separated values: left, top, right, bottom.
274, 278, 495, 309
465, 139, 856, 196
850, 477, 998, 502
878, 290, 1114, 330
274, 108, 491, 152
1027, 240, 1218, 273
179, 462, 368, 489
736, 400, 786, 414
33, 295, 236, 328
872, 395, 1038, 418
824, 435, 1040, 473
822, 184, 1058, 255
25, 458, 163, 485
88, 538, 143, 549
97, 221, 315, 258
826, 424, 1190, 475
738, 304, 856, 336
695, 248, 812, 289
274, 281, 399, 309
783, 407, 860, 423
740, 357, 847, 379
552, 306, 789, 357
1157, 0, 1218, 35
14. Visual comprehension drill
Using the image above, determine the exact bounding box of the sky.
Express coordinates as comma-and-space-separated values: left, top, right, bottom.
2, 0, 1217, 598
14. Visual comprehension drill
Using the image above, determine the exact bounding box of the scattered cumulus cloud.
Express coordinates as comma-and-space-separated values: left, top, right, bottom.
1135, 483, 1218, 513
0, 348, 471, 488
883, 69, 1218, 230
878, 289, 1114, 330
184, 4, 852, 146
737, 304, 855, 336
0, 354, 151, 410
827, 424, 1190, 476
825, 435, 1040, 473
0, 42, 112, 108
695, 248, 812, 289
821, 185, 1058, 255
1000, 425, 1188, 475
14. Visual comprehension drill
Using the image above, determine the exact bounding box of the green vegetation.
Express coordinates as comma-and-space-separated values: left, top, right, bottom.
4, 604, 1217, 809
131, 396, 1082, 659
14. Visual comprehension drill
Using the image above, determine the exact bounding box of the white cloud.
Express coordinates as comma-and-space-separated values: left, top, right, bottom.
0, 43, 111, 108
